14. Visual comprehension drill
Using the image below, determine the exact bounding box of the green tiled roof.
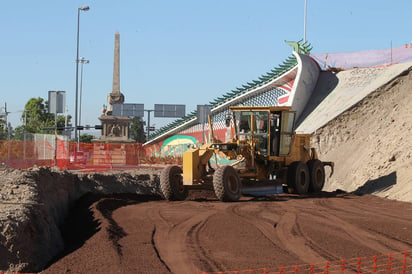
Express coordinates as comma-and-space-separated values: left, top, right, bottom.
148, 40, 312, 142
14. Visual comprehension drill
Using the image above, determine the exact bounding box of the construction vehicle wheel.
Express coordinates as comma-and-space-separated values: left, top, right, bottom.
213, 165, 241, 202
160, 165, 187, 201
307, 160, 325, 193
287, 161, 309, 194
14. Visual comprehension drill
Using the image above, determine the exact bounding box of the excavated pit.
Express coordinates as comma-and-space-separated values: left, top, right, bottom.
0, 166, 162, 272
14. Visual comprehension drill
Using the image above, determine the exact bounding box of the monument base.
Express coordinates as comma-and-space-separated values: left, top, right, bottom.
92, 115, 136, 165
95, 115, 133, 142
91, 142, 139, 165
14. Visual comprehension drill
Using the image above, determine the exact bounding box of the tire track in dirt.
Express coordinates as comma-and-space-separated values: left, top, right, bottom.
316, 196, 412, 223
310, 198, 412, 252
273, 202, 328, 263
186, 214, 225, 272
43, 194, 412, 273
229, 202, 326, 264
315, 197, 412, 242
151, 227, 172, 273
148, 202, 220, 274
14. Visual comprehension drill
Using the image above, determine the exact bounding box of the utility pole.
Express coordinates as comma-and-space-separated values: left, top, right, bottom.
145, 109, 154, 138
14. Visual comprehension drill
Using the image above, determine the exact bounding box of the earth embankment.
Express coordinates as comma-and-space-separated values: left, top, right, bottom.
0, 166, 160, 272
312, 67, 412, 202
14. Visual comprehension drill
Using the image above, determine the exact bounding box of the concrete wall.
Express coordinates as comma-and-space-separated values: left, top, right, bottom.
280, 52, 320, 122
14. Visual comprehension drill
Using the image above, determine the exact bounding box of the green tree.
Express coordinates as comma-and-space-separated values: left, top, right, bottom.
130, 117, 146, 143
0, 116, 6, 140
24, 97, 53, 132
79, 134, 94, 143
22, 97, 71, 135
12, 125, 24, 140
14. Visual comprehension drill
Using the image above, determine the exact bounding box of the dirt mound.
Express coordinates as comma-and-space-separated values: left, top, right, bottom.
313, 68, 412, 202
0, 166, 161, 272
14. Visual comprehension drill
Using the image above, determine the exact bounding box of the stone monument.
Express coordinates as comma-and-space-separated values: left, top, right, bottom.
106, 31, 125, 114
93, 32, 136, 165
96, 31, 133, 143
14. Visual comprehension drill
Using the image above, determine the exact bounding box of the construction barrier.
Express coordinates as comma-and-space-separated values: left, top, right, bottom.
0, 139, 186, 172
0, 139, 54, 169
2, 251, 410, 273
201, 250, 412, 274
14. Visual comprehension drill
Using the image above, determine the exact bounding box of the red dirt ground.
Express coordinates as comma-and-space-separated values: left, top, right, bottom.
42, 191, 412, 273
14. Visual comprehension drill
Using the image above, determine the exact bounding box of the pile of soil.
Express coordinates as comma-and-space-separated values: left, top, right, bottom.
313, 68, 412, 202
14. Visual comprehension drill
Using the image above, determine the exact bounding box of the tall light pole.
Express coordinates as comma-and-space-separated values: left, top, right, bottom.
75, 5, 89, 142
78, 57, 89, 143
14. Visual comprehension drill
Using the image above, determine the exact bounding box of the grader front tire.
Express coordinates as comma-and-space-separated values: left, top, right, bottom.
160, 165, 188, 201
213, 165, 241, 202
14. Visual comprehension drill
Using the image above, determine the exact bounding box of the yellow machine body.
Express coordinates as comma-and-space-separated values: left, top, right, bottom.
182, 144, 214, 185
180, 105, 333, 188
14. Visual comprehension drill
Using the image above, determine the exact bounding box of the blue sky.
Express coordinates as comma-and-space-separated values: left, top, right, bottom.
1, 0, 411, 132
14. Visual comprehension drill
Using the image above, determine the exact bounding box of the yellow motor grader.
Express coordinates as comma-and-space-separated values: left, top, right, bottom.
160, 106, 334, 202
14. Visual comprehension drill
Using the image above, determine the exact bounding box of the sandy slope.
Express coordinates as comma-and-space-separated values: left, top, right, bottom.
312, 68, 412, 202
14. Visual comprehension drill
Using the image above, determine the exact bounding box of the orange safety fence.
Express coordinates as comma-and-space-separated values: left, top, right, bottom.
201, 250, 412, 274
2, 251, 410, 274
0, 140, 186, 172
0, 140, 54, 169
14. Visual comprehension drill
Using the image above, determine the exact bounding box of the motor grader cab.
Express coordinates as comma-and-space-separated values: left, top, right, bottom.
160, 106, 334, 202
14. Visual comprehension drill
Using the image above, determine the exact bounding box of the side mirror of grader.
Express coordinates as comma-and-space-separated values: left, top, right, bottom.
270, 115, 278, 128
225, 116, 231, 127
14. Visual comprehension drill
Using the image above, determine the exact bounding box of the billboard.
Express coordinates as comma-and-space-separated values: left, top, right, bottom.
154, 104, 185, 118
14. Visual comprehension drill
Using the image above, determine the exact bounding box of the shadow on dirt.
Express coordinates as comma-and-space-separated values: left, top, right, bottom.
353, 171, 397, 195
186, 189, 352, 203
46, 193, 162, 268
95, 193, 162, 256
245, 189, 351, 202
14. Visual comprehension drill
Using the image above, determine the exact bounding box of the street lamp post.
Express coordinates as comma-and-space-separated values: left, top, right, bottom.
75, 5, 89, 142
78, 57, 90, 143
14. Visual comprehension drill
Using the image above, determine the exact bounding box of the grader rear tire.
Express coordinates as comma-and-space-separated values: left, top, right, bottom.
287, 161, 309, 195
160, 165, 188, 201
213, 165, 241, 202
307, 160, 325, 193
